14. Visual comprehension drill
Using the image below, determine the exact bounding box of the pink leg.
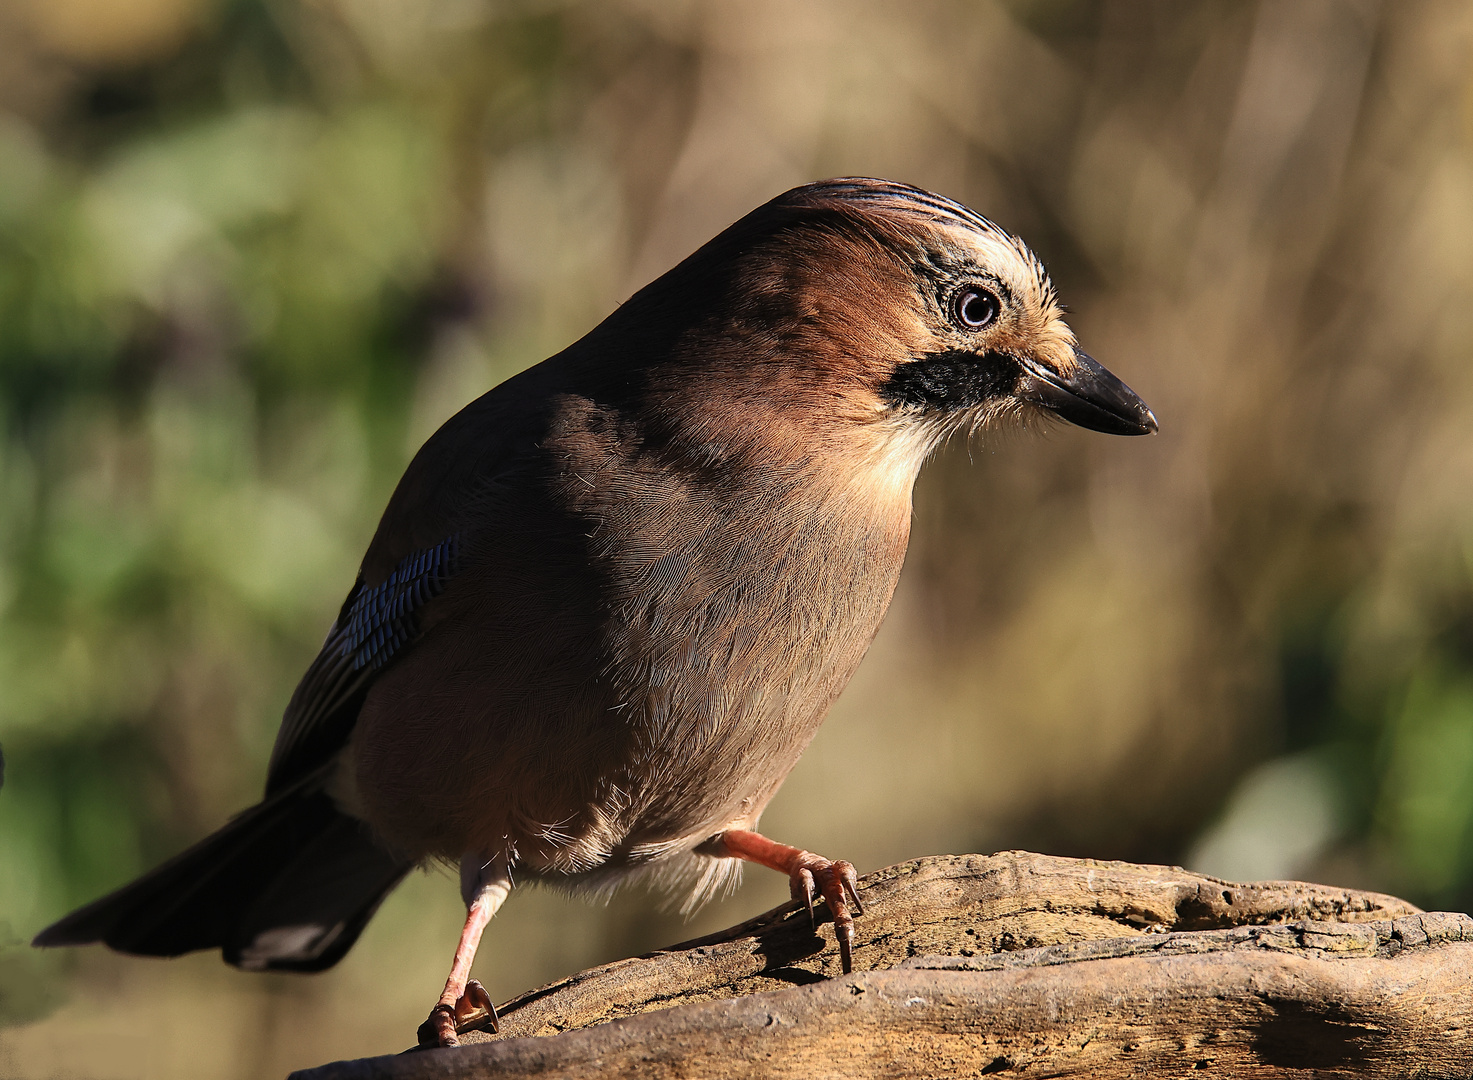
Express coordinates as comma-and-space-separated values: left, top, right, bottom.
417, 862, 511, 1048
715, 829, 864, 973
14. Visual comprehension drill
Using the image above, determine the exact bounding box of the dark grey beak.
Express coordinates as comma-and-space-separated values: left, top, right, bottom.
1017, 348, 1158, 436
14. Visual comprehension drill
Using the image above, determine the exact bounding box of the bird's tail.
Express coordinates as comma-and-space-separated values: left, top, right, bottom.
32, 776, 412, 972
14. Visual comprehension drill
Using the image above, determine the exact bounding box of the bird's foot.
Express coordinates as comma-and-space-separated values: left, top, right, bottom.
416, 979, 497, 1048
418, 866, 512, 1048
788, 853, 864, 974
714, 829, 866, 974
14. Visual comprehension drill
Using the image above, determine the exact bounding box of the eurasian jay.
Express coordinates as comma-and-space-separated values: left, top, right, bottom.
35, 178, 1156, 1047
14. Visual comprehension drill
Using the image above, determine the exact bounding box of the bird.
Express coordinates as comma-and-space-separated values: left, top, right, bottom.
34, 177, 1157, 1048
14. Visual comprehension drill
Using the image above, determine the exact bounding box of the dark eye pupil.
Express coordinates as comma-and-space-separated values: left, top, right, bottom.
957, 288, 998, 329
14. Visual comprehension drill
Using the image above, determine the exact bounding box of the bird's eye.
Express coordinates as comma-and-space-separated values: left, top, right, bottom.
952, 286, 999, 331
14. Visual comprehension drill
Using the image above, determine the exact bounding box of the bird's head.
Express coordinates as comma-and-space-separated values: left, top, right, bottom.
762, 179, 1158, 446
598, 178, 1155, 489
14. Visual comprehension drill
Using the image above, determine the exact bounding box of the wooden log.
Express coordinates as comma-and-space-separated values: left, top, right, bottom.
289, 852, 1473, 1079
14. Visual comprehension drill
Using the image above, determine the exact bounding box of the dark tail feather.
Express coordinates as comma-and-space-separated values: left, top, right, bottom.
33, 779, 412, 973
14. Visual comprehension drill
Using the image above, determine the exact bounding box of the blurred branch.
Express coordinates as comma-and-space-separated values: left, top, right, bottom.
289, 852, 1473, 1078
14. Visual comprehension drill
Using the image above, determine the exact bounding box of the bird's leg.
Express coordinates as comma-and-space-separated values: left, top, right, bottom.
714, 828, 864, 973
417, 857, 512, 1049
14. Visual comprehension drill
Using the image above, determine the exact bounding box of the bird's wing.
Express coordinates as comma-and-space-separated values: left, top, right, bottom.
263, 368, 556, 796
264, 535, 463, 796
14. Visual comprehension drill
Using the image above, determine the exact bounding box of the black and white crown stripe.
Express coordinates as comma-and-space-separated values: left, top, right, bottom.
798, 178, 1055, 299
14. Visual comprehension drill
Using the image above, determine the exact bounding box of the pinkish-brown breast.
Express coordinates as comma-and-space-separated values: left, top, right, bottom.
347, 389, 919, 880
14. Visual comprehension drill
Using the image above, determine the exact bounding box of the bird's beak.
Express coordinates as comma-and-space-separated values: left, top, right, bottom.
1016, 348, 1158, 436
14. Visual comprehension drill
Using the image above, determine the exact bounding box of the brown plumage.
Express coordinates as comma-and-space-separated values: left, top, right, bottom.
34, 178, 1156, 1047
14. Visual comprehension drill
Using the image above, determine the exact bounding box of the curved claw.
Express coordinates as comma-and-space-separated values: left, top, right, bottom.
455, 978, 498, 1033
416, 978, 499, 1048
792, 867, 818, 927
840, 862, 864, 916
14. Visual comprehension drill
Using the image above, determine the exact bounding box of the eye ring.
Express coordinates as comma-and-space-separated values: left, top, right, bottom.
951, 286, 999, 331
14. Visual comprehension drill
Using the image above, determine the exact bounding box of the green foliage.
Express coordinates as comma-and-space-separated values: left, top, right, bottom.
0, 5, 460, 1004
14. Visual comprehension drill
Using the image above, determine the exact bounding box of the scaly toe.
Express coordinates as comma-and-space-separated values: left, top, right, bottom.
820, 868, 857, 974
787, 855, 863, 974
417, 1003, 459, 1048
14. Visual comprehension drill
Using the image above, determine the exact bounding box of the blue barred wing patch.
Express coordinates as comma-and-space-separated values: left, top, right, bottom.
341, 536, 461, 672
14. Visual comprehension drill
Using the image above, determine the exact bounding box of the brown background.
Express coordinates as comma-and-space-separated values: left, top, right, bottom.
2, 2, 1472, 1077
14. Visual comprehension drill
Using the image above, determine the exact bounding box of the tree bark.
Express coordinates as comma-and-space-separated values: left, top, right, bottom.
289, 851, 1473, 1079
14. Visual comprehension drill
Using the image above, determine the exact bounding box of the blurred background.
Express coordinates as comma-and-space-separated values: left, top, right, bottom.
1, 0, 1471, 1075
